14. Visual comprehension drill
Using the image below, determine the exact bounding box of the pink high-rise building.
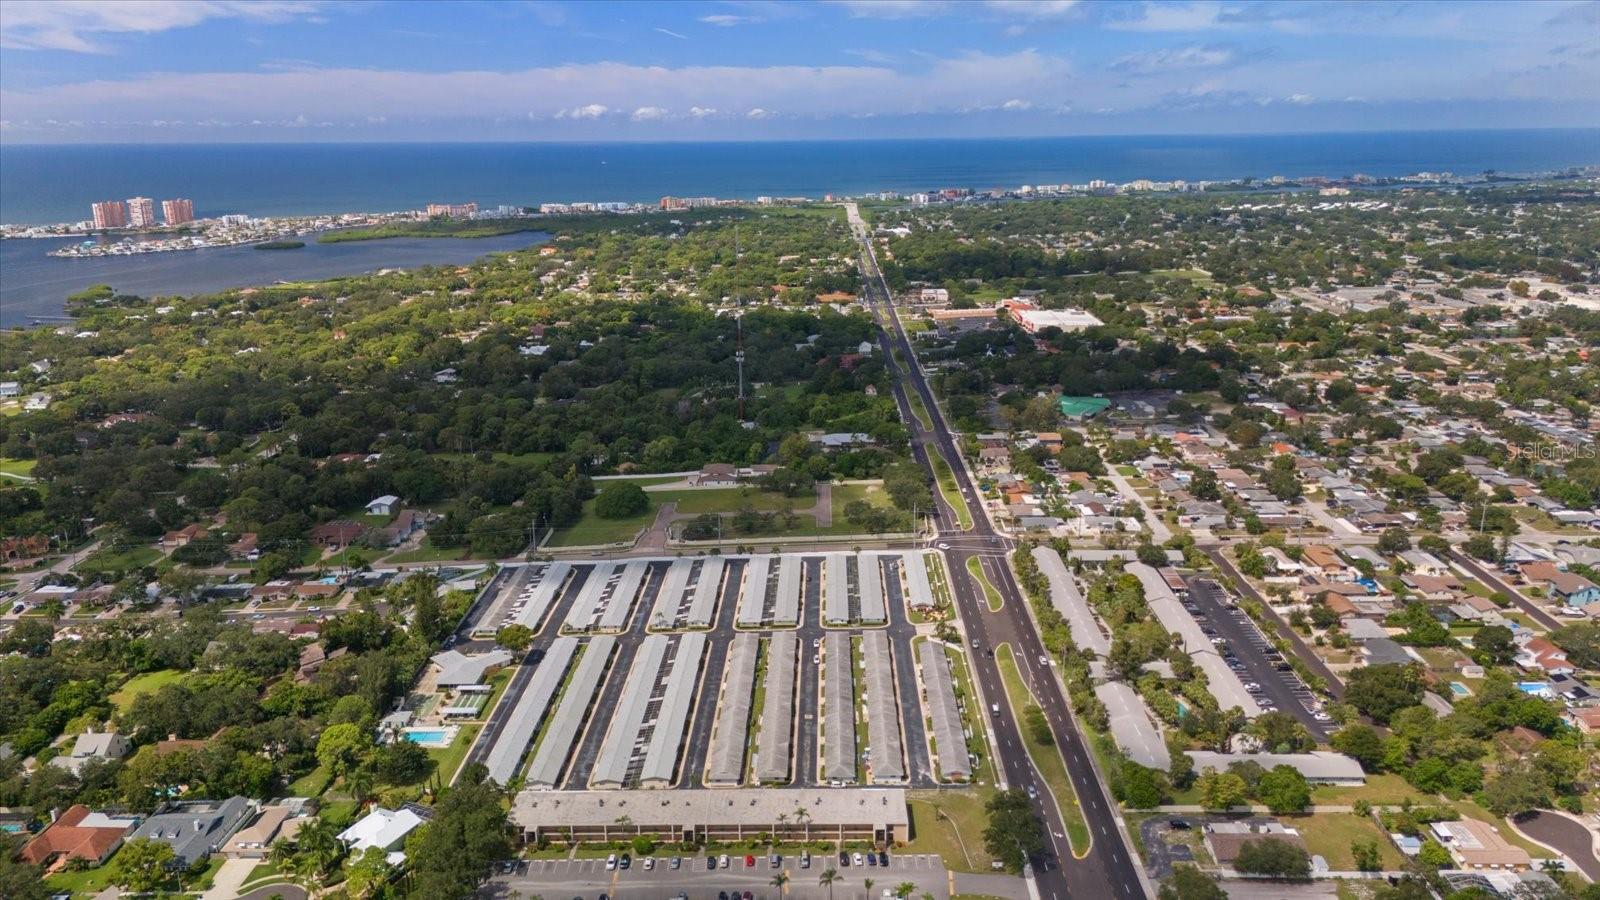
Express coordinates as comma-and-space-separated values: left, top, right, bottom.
162, 198, 195, 225
127, 197, 156, 228
91, 201, 128, 229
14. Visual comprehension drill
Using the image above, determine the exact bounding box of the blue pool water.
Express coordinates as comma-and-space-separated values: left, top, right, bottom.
1448, 682, 1471, 696
403, 729, 450, 745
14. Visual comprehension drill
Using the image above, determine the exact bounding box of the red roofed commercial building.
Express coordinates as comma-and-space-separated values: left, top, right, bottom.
1000, 298, 1104, 334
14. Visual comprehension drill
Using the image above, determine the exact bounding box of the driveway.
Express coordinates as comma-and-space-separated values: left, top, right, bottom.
1515, 810, 1600, 881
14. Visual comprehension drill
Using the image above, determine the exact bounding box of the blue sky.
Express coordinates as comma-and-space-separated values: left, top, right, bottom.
2, 0, 1596, 142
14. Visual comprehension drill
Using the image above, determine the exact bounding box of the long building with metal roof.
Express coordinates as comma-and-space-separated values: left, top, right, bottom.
773, 556, 802, 625
737, 556, 773, 627
823, 553, 851, 624
898, 552, 933, 615
591, 634, 669, 788
514, 562, 572, 631
686, 558, 723, 627
649, 559, 693, 629
706, 633, 759, 785
754, 632, 798, 784
918, 641, 971, 782
822, 631, 856, 784
639, 632, 707, 788
1130, 562, 1260, 717
524, 636, 616, 789
563, 562, 615, 632
861, 630, 905, 784
483, 637, 578, 786
1033, 547, 1109, 656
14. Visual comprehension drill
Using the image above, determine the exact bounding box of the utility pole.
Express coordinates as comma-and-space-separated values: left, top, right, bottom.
736, 315, 747, 421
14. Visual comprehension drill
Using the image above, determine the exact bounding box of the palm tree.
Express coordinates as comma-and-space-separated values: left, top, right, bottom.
818, 865, 841, 900
894, 881, 917, 898
864, 877, 875, 898
346, 767, 375, 809
771, 871, 790, 894
793, 806, 812, 842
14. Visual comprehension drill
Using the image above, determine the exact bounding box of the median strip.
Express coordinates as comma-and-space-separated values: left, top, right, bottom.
995, 643, 1091, 857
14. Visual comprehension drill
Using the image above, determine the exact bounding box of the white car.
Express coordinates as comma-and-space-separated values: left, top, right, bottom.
1243, 682, 1262, 692
644, 857, 655, 871
606, 854, 618, 871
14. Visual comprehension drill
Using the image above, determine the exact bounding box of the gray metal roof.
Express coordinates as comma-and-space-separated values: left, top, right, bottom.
824, 552, 850, 624
862, 630, 905, 784
525, 636, 615, 789
1130, 563, 1261, 717
773, 557, 801, 625
898, 552, 932, 615
597, 561, 647, 632
483, 637, 578, 786
641, 632, 706, 787
707, 633, 759, 785
1033, 547, 1109, 656
592, 633, 669, 788
755, 632, 798, 783
563, 562, 617, 632
649, 560, 693, 629
130, 797, 252, 867
822, 631, 856, 783
687, 557, 723, 627
515, 562, 572, 629
918, 642, 971, 781
737, 556, 772, 626
1094, 680, 1171, 771
859, 554, 884, 624
431, 648, 513, 687
1186, 750, 1364, 783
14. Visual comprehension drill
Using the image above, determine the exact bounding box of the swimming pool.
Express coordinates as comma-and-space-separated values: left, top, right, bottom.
1448, 682, 1471, 697
402, 728, 453, 747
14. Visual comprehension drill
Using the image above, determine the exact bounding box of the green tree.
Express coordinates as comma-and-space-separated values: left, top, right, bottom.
594, 482, 649, 519
343, 845, 393, 899
316, 722, 372, 778
1197, 770, 1248, 811
1159, 864, 1227, 900
406, 763, 511, 899
1256, 765, 1311, 815
982, 788, 1046, 874
1351, 839, 1381, 872
1233, 837, 1311, 878
1330, 724, 1385, 772
112, 838, 176, 892
1344, 663, 1424, 724
818, 865, 842, 900
1377, 527, 1411, 553
496, 623, 535, 652
1417, 838, 1452, 867
1473, 624, 1515, 665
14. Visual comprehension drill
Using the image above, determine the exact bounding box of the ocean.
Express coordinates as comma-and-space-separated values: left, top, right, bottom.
3, 130, 1597, 325
3, 130, 1597, 224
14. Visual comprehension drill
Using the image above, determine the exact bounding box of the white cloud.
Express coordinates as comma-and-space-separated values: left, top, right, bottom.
1108, 1, 1225, 32
556, 103, 611, 120
746, 107, 774, 119
1000, 98, 1033, 111
1285, 92, 1314, 104
631, 105, 669, 121
826, 0, 952, 20
688, 106, 719, 117
984, 0, 1080, 20
1112, 44, 1236, 74
699, 14, 755, 27
654, 27, 688, 40
1, 0, 322, 53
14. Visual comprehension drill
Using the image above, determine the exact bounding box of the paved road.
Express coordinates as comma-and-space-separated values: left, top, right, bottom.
1448, 550, 1563, 631
847, 203, 1148, 900
1184, 577, 1330, 741
1205, 547, 1345, 700
1516, 811, 1600, 881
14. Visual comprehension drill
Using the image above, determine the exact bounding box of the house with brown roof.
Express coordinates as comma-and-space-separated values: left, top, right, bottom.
1430, 819, 1530, 871
20, 805, 138, 870
228, 533, 259, 560
160, 524, 209, 550
1301, 545, 1353, 580
1203, 821, 1307, 867
310, 520, 365, 549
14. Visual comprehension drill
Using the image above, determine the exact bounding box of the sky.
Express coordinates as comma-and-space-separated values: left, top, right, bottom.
1, 0, 1597, 143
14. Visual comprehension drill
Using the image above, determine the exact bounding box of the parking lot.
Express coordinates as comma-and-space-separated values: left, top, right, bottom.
484, 851, 951, 899
1183, 577, 1330, 741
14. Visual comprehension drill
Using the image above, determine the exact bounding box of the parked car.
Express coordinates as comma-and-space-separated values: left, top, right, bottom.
606, 854, 618, 871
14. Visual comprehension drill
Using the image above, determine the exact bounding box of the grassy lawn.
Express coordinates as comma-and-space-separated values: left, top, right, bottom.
76, 544, 161, 575
110, 668, 185, 713
966, 556, 1004, 612
547, 497, 654, 547
1309, 772, 1423, 806
1287, 813, 1405, 871
383, 538, 496, 563
0, 457, 37, 481
45, 859, 119, 896
288, 763, 333, 797
933, 456, 973, 530
938, 642, 998, 787
431, 723, 483, 784
995, 644, 1090, 856
906, 790, 1000, 874
646, 486, 811, 514
908, 390, 935, 431
241, 859, 283, 887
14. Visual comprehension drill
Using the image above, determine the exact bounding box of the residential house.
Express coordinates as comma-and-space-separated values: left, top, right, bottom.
1430, 819, 1530, 871
1547, 572, 1600, 608
431, 649, 513, 688
128, 797, 253, 868
228, 533, 259, 560
160, 524, 209, 550
50, 730, 131, 775
338, 806, 429, 863
1516, 637, 1575, 676
310, 520, 366, 549
377, 510, 427, 547
224, 803, 309, 859
1301, 545, 1353, 580
691, 464, 738, 487
19, 805, 138, 870
365, 495, 401, 517
1202, 820, 1308, 867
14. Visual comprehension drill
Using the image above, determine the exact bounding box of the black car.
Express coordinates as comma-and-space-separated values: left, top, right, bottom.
878, 851, 889, 867
618, 853, 631, 870
839, 850, 850, 866
1168, 819, 1190, 829
706, 856, 717, 870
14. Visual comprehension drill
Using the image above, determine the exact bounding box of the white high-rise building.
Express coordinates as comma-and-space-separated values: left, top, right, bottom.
127, 197, 156, 228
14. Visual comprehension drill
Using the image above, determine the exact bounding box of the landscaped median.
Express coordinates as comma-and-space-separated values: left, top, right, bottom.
994, 644, 1091, 856
932, 456, 973, 530
965, 556, 1004, 612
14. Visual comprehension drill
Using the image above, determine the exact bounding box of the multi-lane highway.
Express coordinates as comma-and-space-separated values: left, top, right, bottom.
846, 204, 1149, 900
